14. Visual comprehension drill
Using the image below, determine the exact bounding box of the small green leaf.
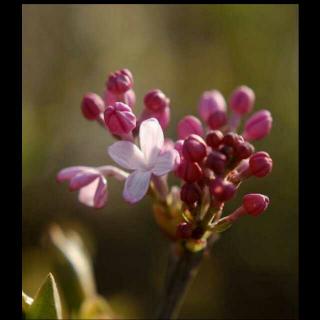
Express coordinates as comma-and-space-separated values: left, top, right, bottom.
26, 273, 62, 319
209, 217, 233, 233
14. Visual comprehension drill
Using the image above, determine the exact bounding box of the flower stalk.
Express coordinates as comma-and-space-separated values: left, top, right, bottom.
155, 234, 220, 319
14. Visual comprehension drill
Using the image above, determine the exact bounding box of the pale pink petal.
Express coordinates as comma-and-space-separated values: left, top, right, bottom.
107, 141, 146, 170
123, 170, 152, 204
93, 176, 108, 209
57, 166, 91, 183
69, 170, 100, 191
78, 178, 100, 207
152, 149, 180, 176
139, 118, 164, 166
160, 139, 175, 155
97, 165, 129, 181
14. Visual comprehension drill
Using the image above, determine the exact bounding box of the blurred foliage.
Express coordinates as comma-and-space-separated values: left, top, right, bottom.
24, 226, 115, 319
22, 4, 298, 319
46, 224, 97, 314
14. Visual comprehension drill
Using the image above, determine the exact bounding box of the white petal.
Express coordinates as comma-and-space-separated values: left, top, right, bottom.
107, 141, 147, 170
78, 178, 100, 207
152, 149, 180, 176
123, 170, 152, 204
160, 139, 175, 154
139, 118, 164, 166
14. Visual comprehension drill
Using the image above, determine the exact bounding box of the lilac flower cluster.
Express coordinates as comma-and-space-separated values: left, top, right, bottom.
58, 68, 273, 251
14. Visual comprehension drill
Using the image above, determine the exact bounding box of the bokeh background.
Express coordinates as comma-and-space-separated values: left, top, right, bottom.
22, 4, 298, 319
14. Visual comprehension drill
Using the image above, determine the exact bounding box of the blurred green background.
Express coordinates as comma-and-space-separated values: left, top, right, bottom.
22, 4, 298, 319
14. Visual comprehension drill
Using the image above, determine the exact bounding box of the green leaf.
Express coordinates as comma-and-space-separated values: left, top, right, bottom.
26, 273, 62, 319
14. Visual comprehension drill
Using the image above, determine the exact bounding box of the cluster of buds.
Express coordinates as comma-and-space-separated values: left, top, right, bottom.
58, 69, 273, 252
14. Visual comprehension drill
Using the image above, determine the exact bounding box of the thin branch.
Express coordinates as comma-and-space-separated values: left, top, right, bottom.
155, 234, 220, 319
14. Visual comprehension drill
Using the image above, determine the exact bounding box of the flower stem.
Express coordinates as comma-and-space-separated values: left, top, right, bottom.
154, 234, 220, 319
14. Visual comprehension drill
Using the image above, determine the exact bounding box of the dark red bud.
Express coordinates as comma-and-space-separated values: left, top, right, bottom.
176, 161, 203, 183
218, 144, 234, 161
180, 182, 202, 205
206, 151, 227, 175
234, 142, 255, 160
176, 222, 193, 239
223, 132, 244, 147
206, 130, 224, 148
209, 177, 237, 202
182, 134, 207, 163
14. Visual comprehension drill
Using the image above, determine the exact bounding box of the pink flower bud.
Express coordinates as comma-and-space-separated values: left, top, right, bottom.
242, 193, 269, 216
81, 93, 105, 120
223, 132, 244, 147
144, 89, 170, 112
178, 115, 204, 140
174, 140, 184, 159
104, 89, 136, 110
244, 110, 272, 141
122, 89, 136, 109
209, 177, 237, 202
153, 106, 170, 131
106, 68, 133, 95
249, 152, 273, 177
138, 106, 170, 131
104, 89, 136, 109
182, 134, 207, 163
180, 182, 201, 205
176, 160, 203, 183
104, 89, 117, 106
206, 151, 227, 175
230, 85, 255, 116
176, 222, 193, 239
208, 110, 227, 130
234, 142, 255, 160
198, 90, 227, 122
104, 102, 136, 135
206, 130, 224, 149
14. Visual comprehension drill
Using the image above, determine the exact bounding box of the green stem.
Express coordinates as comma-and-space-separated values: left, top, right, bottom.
154, 235, 220, 319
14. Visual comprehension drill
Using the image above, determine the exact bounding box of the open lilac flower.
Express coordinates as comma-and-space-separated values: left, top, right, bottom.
57, 166, 129, 209
107, 118, 179, 204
